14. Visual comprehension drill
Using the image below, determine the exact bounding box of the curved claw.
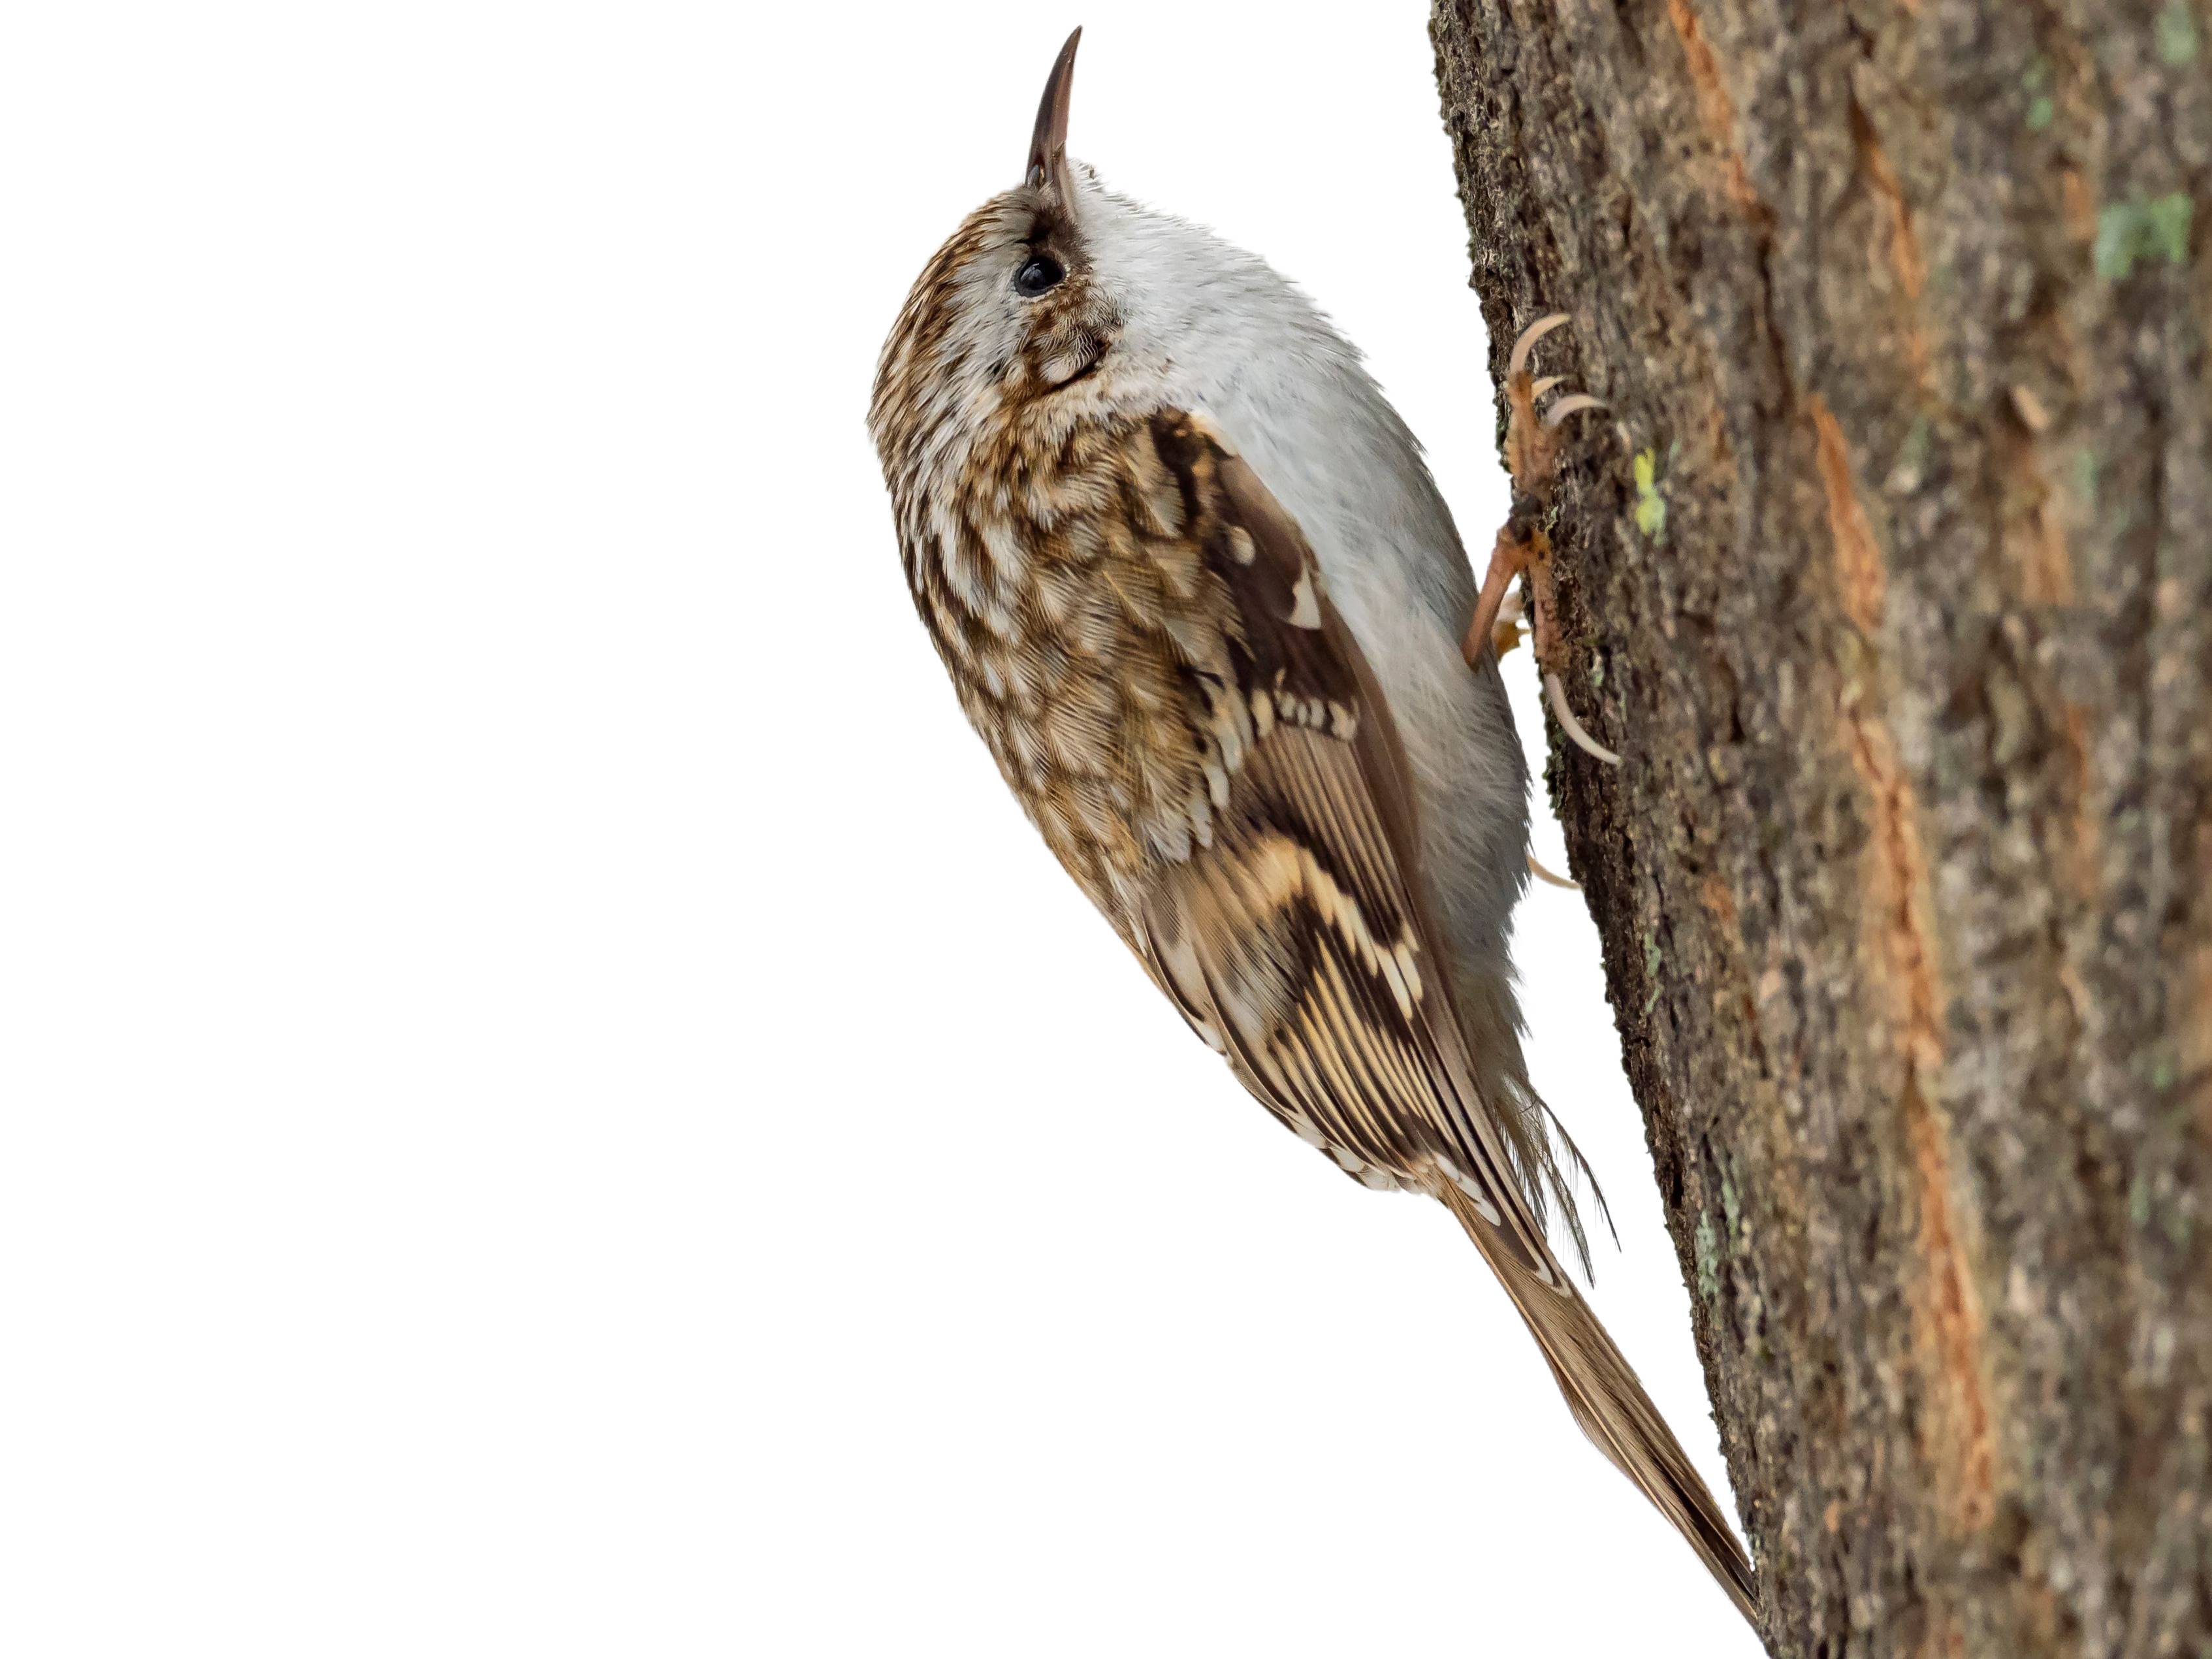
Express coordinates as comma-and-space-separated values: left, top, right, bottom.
1526, 851, 1583, 891
1531, 374, 1565, 399
1507, 312, 1572, 381
1545, 670, 1620, 767
1543, 393, 1609, 429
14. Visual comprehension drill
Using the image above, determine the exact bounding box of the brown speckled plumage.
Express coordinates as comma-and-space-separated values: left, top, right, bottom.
865, 31, 1758, 1625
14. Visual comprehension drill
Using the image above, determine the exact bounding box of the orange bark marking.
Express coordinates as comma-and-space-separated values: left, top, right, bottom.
1663, 0, 1771, 222
1851, 106, 1932, 387
1700, 873, 1739, 931
1810, 398, 1888, 635
1843, 706, 1997, 1534
1818, 402, 1998, 1534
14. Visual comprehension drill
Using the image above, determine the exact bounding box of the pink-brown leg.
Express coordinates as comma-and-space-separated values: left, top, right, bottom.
1463, 524, 1530, 668
1471, 314, 1619, 765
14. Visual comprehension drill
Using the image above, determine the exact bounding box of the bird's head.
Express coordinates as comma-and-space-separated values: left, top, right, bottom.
869, 29, 1136, 487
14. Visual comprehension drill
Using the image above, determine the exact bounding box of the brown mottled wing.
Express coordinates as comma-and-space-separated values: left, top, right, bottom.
1134, 411, 1555, 1279
1132, 413, 1761, 1619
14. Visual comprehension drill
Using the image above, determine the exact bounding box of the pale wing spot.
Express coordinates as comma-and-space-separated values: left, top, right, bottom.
1219, 699, 1253, 769
931, 508, 988, 613
976, 515, 1030, 586
1392, 942, 1424, 1007
1185, 784, 1215, 846
1226, 835, 1307, 916
1374, 941, 1419, 1022
1127, 445, 1187, 537
1264, 686, 1340, 733
1288, 567, 1322, 629
1145, 817, 1194, 864
1161, 612, 1217, 667
1434, 1157, 1504, 1227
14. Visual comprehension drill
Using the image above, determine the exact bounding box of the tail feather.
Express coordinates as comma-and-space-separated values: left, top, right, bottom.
1439, 1183, 1761, 1625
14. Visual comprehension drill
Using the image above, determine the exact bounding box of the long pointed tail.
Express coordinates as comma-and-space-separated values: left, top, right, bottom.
1438, 1184, 1761, 1624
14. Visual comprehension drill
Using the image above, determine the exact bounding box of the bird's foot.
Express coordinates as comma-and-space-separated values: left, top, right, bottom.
1464, 313, 1618, 768
1487, 585, 1527, 660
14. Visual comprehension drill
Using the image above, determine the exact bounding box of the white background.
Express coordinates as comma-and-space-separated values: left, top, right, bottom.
2, 3, 1759, 1654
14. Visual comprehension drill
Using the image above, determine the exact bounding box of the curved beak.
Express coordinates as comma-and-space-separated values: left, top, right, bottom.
1025, 27, 1082, 201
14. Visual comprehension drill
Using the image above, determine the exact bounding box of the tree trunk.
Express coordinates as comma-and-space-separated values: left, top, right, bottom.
1427, 1, 2211, 1652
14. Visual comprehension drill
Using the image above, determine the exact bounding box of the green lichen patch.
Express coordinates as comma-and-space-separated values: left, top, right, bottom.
2146, 194, 2195, 264
2073, 447, 2101, 513
1695, 1211, 1722, 1303
2158, 0, 2200, 65
2094, 193, 2196, 280
2023, 57, 2057, 131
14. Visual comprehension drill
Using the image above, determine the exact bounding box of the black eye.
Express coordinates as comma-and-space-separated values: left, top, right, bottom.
1015, 255, 1065, 297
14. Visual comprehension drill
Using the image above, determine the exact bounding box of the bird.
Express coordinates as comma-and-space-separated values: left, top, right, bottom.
867, 28, 1757, 1625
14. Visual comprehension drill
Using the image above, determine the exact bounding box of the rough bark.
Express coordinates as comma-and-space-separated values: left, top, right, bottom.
1428, 1, 2211, 1652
